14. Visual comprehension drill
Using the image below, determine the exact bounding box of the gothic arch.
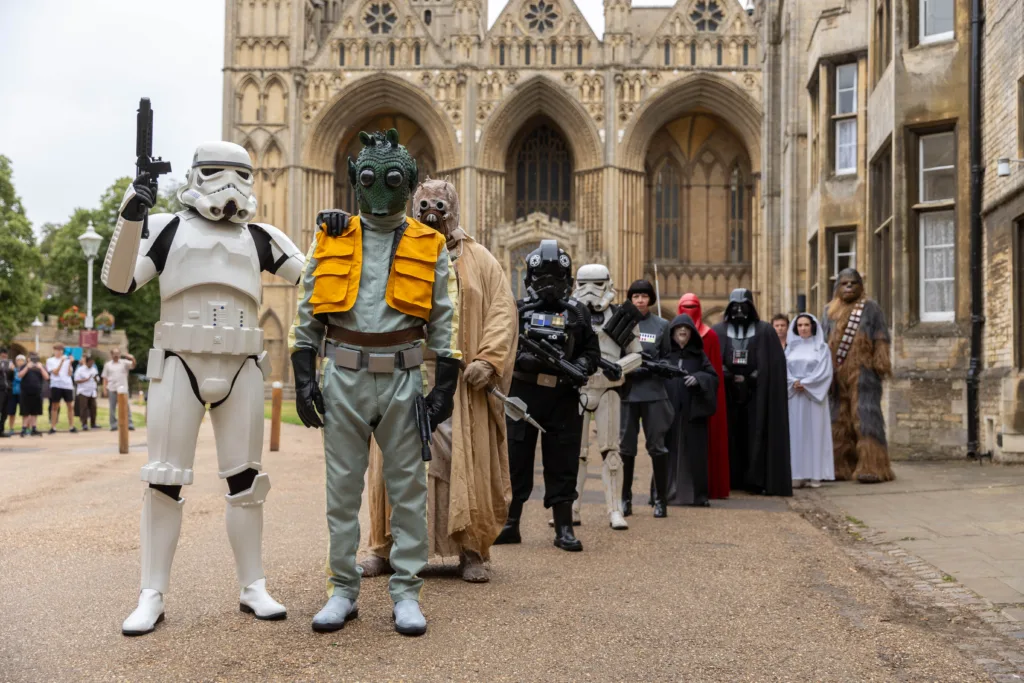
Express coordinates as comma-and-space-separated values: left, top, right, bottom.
237, 75, 262, 124
620, 72, 761, 172
477, 75, 603, 172
263, 75, 289, 124
301, 73, 458, 172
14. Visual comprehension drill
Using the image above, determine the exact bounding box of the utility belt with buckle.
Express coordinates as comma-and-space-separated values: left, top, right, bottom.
513, 370, 572, 388
330, 343, 424, 373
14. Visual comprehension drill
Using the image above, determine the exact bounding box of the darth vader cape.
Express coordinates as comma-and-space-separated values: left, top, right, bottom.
712, 319, 792, 497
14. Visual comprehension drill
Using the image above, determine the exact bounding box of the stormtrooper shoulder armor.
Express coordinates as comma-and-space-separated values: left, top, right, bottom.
247, 223, 304, 285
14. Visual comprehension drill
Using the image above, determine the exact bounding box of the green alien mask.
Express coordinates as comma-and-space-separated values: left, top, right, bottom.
347, 129, 419, 217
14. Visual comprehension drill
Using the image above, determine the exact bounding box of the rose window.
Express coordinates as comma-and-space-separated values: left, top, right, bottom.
690, 0, 724, 31
524, 0, 559, 34
364, 2, 398, 34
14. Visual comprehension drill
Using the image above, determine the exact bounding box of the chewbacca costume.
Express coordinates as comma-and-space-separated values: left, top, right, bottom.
822, 280, 894, 483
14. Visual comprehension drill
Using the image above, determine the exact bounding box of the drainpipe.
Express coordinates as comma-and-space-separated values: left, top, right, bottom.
967, 0, 987, 459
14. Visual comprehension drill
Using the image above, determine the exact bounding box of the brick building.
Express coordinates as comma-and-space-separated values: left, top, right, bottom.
759, 0, 1024, 461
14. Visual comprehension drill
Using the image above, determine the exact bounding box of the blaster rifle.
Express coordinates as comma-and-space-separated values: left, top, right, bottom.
135, 98, 172, 239
641, 353, 689, 379
518, 334, 590, 387
413, 394, 433, 462
488, 385, 545, 432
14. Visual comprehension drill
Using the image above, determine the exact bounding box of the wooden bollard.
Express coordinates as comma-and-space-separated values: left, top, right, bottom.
117, 389, 130, 454
270, 381, 282, 452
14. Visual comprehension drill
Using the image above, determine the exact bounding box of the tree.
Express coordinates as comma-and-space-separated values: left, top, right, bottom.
0, 156, 43, 344
39, 179, 182, 373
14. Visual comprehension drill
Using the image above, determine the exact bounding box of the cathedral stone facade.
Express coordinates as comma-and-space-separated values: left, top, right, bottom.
223, 0, 763, 384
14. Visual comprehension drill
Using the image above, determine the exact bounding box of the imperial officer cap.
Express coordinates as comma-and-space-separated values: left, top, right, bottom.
191, 141, 253, 170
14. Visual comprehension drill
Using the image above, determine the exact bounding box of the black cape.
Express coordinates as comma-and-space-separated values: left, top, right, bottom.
712, 319, 792, 496
652, 314, 719, 506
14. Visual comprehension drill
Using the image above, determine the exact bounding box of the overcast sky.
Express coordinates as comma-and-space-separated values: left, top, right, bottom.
0, 0, 748, 233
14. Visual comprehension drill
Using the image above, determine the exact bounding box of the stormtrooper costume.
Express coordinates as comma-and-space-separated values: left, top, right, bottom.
102, 141, 304, 636
572, 265, 642, 530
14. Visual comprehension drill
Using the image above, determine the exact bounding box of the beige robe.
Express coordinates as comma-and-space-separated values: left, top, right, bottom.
367, 232, 517, 560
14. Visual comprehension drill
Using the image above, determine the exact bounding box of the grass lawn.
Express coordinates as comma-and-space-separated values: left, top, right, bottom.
8, 400, 148, 432
264, 399, 304, 427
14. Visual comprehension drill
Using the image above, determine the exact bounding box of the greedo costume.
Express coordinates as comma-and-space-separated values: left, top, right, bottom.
823, 269, 894, 483
619, 279, 674, 518
493, 240, 601, 552
103, 141, 303, 636
658, 314, 719, 506
364, 179, 517, 583
677, 294, 730, 499
572, 264, 643, 530
289, 130, 460, 636
712, 289, 792, 497
786, 314, 835, 484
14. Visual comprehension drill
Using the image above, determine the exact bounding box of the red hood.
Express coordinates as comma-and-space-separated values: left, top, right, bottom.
677, 293, 711, 337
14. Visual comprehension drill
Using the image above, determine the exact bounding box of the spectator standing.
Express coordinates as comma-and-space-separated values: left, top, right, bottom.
46, 344, 76, 433
771, 314, 790, 350
7, 355, 25, 435
0, 349, 11, 438
18, 354, 48, 437
74, 356, 100, 431
101, 347, 135, 431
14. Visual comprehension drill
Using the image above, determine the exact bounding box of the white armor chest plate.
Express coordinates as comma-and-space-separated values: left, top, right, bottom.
154, 214, 264, 356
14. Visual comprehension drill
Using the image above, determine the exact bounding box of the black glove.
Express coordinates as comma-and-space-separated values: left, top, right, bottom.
316, 209, 351, 238
572, 357, 594, 378
601, 362, 622, 382
291, 349, 325, 429
602, 300, 643, 350
425, 356, 460, 432
122, 173, 156, 222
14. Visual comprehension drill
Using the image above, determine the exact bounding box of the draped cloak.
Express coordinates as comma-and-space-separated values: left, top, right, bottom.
367, 232, 517, 560
677, 294, 730, 499
785, 315, 835, 482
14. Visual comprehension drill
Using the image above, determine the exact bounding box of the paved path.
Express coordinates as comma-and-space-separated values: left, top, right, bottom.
0, 424, 997, 681
821, 462, 1024, 615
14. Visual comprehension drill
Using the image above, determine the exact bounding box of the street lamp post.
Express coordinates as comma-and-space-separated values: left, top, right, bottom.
31, 316, 43, 353
77, 221, 104, 330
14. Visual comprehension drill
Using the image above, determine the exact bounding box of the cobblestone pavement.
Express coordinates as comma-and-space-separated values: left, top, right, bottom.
0, 424, 1011, 681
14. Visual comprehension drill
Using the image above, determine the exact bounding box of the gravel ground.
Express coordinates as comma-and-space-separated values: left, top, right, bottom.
0, 422, 992, 682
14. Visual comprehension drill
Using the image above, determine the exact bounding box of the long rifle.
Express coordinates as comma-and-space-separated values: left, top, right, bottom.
134, 98, 172, 238
653, 262, 663, 319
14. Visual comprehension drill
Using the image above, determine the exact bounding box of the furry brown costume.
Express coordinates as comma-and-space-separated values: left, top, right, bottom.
823, 269, 894, 483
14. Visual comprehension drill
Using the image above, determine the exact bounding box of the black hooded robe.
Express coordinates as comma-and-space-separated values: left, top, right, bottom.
653, 314, 719, 506
713, 311, 792, 497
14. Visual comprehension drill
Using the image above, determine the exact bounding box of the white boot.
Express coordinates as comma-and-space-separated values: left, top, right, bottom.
603, 451, 628, 530
122, 488, 184, 636
226, 473, 286, 620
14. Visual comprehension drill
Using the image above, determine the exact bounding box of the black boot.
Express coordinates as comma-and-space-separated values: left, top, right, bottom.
494, 499, 522, 545
552, 502, 582, 552
651, 455, 669, 518
621, 456, 635, 517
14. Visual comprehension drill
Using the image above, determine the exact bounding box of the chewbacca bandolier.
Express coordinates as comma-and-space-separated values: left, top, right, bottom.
823, 268, 894, 483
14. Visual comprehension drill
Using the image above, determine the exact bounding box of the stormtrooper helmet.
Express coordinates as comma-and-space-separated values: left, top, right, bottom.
574, 264, 615, 312
178, 142, 258, 223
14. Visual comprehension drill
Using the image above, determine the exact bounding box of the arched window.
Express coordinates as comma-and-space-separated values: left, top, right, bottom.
524, 41, 531, 65
551, 41, 557, 64
729, 167, 745, 262
690, 42, 697, 65
339, 44, 345, 66
364, 44, 371, 66
653, 161, 681, 260
414, 42, 421, 65
510, 244, 535, 300
513, 124, 573, 222
664, 41, 671, 66
743, 42, 749, 66
389, 43, 396, 66
499, 41, 505, 65
716, 41, 723, 65
577, 41, 583, 65
424, 9, 432, 25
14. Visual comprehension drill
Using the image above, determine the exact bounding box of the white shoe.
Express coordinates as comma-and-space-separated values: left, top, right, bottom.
792, 479, 806, 489
393, 599, 427, 636
122, 588, 165, 636
809, 480, 821, 489
609, 510, 629, 530
239, 578, 287, 620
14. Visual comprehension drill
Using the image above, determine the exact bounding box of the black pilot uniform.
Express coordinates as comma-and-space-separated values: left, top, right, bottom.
493, 240, 600, 552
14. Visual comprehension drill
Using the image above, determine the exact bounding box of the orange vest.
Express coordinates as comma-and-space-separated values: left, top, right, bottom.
310, 216, 446, 320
